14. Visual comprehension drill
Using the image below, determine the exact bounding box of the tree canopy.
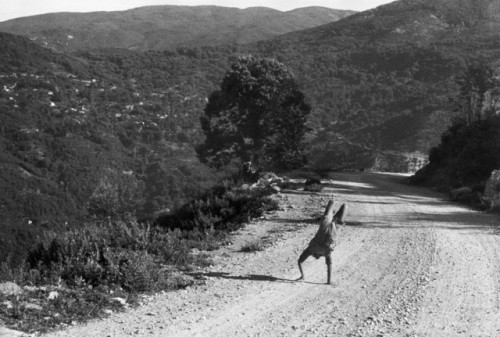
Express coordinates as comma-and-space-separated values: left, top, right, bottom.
455, 61, 500, 125
197, 56, 311, 170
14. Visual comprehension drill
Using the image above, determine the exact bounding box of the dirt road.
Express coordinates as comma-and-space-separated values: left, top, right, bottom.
47, 172, 500, 337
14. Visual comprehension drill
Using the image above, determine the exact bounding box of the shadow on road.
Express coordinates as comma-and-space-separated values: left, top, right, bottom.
344, 218, 499, 233
188, 271, 326, 285
272, 218, 318, 225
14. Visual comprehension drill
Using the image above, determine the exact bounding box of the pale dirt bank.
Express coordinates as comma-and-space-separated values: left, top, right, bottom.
44, 172, 500, 337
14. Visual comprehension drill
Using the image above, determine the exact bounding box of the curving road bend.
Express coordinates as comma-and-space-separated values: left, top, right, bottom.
47, 172, 500, 337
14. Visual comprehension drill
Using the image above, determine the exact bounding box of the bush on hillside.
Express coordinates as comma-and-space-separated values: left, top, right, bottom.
411, 116, 500, 193
21, 219, 203, 291
155, 179, 279, 232
1, 176, 278, 292
0, 173, 281, 332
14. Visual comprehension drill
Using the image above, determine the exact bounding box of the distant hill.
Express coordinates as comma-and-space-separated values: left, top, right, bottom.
241, 0, 500, 170
0, 5, 355, 52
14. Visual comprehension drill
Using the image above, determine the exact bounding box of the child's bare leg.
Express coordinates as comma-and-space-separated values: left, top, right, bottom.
326, 254, 332, 284
297, 250, 310, 281
297, 261, 304, 280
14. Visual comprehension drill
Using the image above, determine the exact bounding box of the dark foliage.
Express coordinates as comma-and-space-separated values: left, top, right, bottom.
155, 179, 279, 232
197, 56, 311, 171
411, 116, 500, 191
304, 178, 323, 192
3, 178, 277, 292
0, 178, 277, 332
0, 32, 222, 265
454, 62, 500, 125
304, 178, 322, 186
411, 60, 500, 193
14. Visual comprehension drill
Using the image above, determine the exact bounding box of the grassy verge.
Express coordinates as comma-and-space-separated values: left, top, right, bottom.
0, 179, 279, 334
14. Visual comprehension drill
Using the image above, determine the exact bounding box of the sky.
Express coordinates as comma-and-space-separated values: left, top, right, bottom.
1, 0, 394, 22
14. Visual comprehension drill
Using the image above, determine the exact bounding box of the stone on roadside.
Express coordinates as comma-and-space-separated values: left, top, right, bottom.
270, 185, 281, 193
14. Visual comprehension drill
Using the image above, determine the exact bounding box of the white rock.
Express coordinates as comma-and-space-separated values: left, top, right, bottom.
2, 300, 13, 309
48, 291, 59, 300
270, 185, 281, 193
111, 297, 127, 305
0, 282, 23, 296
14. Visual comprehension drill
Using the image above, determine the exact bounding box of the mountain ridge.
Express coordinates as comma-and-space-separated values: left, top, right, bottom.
0, 5, 355, 52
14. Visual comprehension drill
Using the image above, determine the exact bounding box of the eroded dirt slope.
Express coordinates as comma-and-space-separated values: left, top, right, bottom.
46, 172, 500, 337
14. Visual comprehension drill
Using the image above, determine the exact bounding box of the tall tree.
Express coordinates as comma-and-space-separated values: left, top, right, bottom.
455, 62, 498, 125
197, 56, 311, 170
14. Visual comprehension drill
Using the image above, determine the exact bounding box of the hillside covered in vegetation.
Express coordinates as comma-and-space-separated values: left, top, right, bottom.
248, 0, 500, 169
47, 0, 500, 172
411, 62, 500, 201
2, 0, 500, 262
0, 33, 223, 263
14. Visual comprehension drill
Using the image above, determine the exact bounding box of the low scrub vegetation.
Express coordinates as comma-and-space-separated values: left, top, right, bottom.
0, 284, 129, 333
0, 178, 278, 333
155, 180, 278, 232
240, 240, 266, 253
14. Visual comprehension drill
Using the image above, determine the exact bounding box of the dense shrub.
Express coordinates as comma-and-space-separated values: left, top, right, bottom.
411, 116, 500, 192
1, 177, 278, 295
21, 220, 196, 291
155, 180, 279, 232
